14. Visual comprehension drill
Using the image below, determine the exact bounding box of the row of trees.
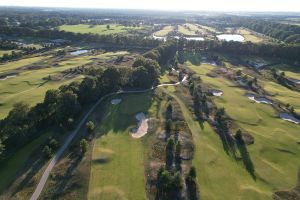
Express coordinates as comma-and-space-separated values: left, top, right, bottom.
184, 39, 300, 63
0, 25, 160, 49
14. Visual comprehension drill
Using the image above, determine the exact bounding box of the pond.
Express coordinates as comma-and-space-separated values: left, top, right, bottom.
217, 34, 245, 42
70, 49, 89, 56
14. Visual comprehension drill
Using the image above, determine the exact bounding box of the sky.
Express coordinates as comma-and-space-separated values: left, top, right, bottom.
0, 0, 300, 12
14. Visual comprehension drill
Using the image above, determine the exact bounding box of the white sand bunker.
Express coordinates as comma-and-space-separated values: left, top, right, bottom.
246, 93, 272, 104
279, 113, 300, 124
131, 112, 149, 138
0, 75, 17, 81
111, 99, 122, 105
210, 89, 223, 96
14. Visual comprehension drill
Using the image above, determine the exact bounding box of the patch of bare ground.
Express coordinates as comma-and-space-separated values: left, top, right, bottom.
273, 170, 300, 200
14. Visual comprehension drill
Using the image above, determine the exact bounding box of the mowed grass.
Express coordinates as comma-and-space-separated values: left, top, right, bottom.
0, 56, 48, 73
272, 63, 300, 80
238, 28, 264, 43
178, 24, 200, 36
0, 132, 51, 192
188, 63, 300, 199
153, 25, 173, 37
58, 24, 144, 35
88, 93, 157, 200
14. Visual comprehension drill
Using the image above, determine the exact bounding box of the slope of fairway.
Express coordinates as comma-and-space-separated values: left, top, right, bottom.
161, 87, 270, 200
88, 93, 157, 200
0, 56, 47, 73
153, 25, 173, 37
188, 63, 300, 199
58, 24, 144, 35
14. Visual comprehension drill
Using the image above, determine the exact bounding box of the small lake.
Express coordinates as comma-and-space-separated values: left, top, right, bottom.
70, 49, 89, 56
217, 34, 245, 42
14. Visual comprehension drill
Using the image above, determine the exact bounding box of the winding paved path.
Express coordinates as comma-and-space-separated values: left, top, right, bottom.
30, 76, 187, 200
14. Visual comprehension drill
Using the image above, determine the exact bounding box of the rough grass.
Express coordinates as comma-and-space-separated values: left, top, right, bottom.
272, 64, 300, 80
58, 24, 144, 35
88, 93, 157, 200
153, 25, 173, 37
188, 63, 300, 199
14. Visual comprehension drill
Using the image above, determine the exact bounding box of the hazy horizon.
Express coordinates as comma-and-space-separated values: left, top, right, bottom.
1, 0, 300, 12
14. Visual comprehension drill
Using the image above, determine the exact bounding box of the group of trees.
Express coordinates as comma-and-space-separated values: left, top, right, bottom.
0, 38, 177, 159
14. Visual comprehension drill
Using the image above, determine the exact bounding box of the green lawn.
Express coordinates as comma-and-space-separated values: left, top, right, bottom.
0, 132, 51, 193
178, 24, 202, 36
58, 24, 144, 35
187, 63, 300, 199
88, 93, 157, 200
272, 63, 300, 80
153, 25, 173, 37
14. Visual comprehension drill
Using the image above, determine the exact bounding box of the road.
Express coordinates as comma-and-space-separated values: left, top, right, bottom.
30, 76, 187, 200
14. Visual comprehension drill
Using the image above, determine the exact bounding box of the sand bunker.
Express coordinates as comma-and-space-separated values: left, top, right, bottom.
210, 89, 223, 96
0, 74, 17, 81
289, 78, 300, 84
279, 113, 300, 124
111, 98, 122, 105
246, 93, 272, 104
131, 112, 149, 138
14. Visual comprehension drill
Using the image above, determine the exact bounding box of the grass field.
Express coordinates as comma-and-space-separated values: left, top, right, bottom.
0, 51, 129, 119
153, 25, 173, 37
58, 24, 144, 35
187, 63, 300, 199
88, 93, 158, 200
272, 64, 300, 80
178, 24, 202, 36
238, 28, 264, 43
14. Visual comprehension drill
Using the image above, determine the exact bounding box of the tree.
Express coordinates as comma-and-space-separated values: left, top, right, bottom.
86, 121, 95, 133
80, 139, 89, 154
189, 166, 197, 179
235, 129, 244, 144
43, 145, 52, 158
106, 24, 110, 30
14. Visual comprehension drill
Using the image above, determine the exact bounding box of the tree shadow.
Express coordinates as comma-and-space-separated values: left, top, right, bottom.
218, 131, 237, 158
236, 141, 256, 180
51, 153, 82, 198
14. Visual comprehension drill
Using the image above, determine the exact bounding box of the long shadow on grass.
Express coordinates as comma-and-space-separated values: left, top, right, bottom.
12, 152, 47, 196
51, 153, 82, 199
236, 140, 256, 180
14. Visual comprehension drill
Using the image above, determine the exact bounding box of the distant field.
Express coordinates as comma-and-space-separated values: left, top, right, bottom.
88, 93, 158, 200
238, 28, 264, 43
0, 50, 14, 57
0, 51, 129, 119
153, 25, 173, 37
188, 63, 300, 199
178, 24, 200, 36
58, 24, 144, 35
